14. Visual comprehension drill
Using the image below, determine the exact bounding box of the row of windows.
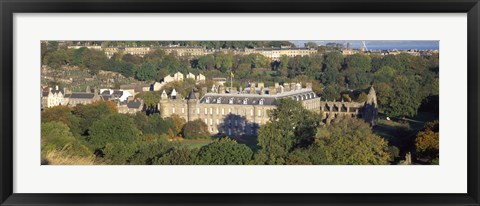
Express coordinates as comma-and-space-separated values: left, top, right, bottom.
204, 123, 260, 135
171, 107, 265, 117
205, 97, 265, 105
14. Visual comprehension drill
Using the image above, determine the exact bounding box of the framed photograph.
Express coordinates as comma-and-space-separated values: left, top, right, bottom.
1, 0, 479, 205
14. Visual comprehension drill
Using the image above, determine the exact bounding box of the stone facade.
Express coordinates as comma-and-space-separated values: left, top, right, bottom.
158, 82, 378, 136
41, 86, 65, 109
118, 100, 144, 114
64, 92, 102, 107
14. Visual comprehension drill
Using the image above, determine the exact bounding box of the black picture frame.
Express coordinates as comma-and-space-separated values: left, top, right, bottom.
1, 0, 479, 205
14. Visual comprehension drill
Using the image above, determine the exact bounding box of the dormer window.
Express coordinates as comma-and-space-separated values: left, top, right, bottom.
259, 98, 265, 105
229, 98, 234, 104
217, 97, 222, 104
205, 97, 211, 103
243, 98, 248, 105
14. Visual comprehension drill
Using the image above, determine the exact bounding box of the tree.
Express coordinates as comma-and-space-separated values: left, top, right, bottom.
345, 53, 372, 72
415, 121, 439, 164
256, 98, 322, 164
197, 54, 215, 70
136, 62, 157, 81
44, 49, 69, 69
322, 52, 343, 85
41, 121, 92, 159
142, 114, 176, 136
154, 147, 198, 165
87, 113, 141, 151
136, 91, 160, 109
130, 140, 175, 165
304, 42, 318, 48
195, 138, 253, 165
381, 75, 423, 117
256, 122, 294, 165
165, 114, 186, 135
73, 101, 117, 134
314, 116, 391, 165
42, 106, 81, 136
182, 119, 210, 139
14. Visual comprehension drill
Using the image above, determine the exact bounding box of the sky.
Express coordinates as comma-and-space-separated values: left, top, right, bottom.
290, 40, 439, 50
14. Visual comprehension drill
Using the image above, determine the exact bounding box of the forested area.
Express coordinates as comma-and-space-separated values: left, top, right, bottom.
41, 41, 440, 165
43, 42, 438, 118
42, 99, 406, 165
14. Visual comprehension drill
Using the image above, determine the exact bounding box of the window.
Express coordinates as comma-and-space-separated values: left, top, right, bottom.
259, 98, 264, 105
204, 108, 207, 114
228, 108, 231, 113
197, 108, 200, 114
216, 119, 219, 125
217, 97, 222, 104
172, 108, 175, 113
229, 98, 234, 104
243, 98, 248, 105
210, 108, 213, 114
210, 119, 213, 126
222, 108, 225, 115
205, 119, 208, 124
258, 110, 262, 117
205, 97, 210, 103
250, 109, 253, 117
182, 108, 185, 113
216, 108, 219, 115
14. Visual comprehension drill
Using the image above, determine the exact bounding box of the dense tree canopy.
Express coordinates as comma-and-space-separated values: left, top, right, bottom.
314, 116, 391, 165
195, 138, 253, 165
182, 119, 210, 139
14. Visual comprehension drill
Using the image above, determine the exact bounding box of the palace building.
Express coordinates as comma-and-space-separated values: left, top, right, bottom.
158, 82, 378, 136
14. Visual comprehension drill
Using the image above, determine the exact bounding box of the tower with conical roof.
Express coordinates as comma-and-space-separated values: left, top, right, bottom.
362, 85, 378, 126
366, 86, 377, 108
187, 90, 197, 122
158, 90, 169, 118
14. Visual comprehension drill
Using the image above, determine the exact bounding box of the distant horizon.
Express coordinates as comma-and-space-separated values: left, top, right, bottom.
290, 40, 439, 50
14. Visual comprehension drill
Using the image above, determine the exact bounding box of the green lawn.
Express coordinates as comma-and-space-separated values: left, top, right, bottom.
373, 112, 438, 158
181, 139, 213, 149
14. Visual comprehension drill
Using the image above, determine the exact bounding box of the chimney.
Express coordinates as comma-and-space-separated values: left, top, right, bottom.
55, 85, 59, 90
306, 82, 313, 89
259, 87, 265, 95
249, 86, 256, 94
274, 82, 279, 89
279, 85, 285, 93
219, 85, 226, 94
283, 83, 290, 92
295, 83, 302, 90
269, 86, 277, 95
257, 82, 264, 89
290, 83, 296, 91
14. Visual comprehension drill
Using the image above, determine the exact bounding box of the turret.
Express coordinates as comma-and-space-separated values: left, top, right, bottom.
187, 90, 198, 122
159, 90, 168, 118
160, 90, 168, 100
366, 86, 377, 108
171, 88, 177, 100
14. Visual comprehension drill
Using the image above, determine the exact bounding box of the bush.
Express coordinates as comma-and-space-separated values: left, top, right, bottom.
195, 138, 253, 165
154, 147, 198, 165
182, 119, 210, 139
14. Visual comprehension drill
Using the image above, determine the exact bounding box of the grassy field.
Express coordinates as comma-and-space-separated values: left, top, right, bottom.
181, 139, 213, 149
373, 112, 439, 161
